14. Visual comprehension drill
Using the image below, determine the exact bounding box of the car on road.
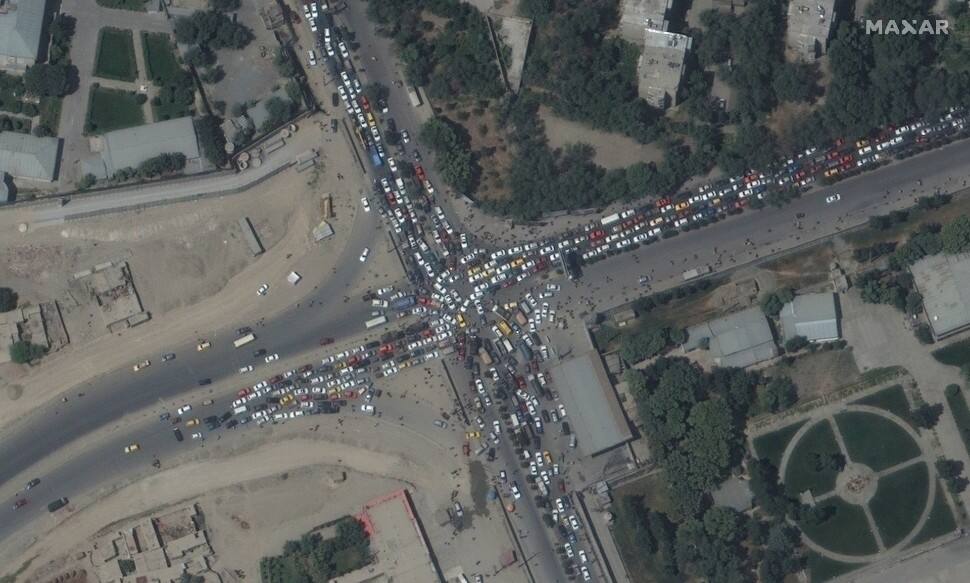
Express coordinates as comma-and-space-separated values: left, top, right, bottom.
198, 378, 211, 386
569, 515, 582, 531
510, 481, 522, 500
361, 197, 371, 212
12, 499, 27, 510
578, 550, 589, 564
253, 348, 267, 358
177, 405, 192, 415
360, 404, 376, 415
186, 418, 200, 427
359, 247, 370, 262
319, 337, 335, 345
132, 360, 150, 372
191, 432, 204, 440
433, 419, 448, 428
161, 353, 175, 362
401, 130, 410, 143
173, 428, 184, 442
25, 478, 40, 491
124, 443, 140, 454
257, 283, 269, 296
264, 353, 279, 363
197, 340, 211, 351
580, 566, 591, 581
239, 365, 254, 374
826, 193, 841, 203
388, 157, 398, 173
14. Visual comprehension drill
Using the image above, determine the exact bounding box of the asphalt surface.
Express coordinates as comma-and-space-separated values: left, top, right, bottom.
5, 6, 970, 578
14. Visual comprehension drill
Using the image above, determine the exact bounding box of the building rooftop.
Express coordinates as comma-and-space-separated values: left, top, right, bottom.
0, 132, 61, 181
779, 292, 840, 342
0, 0, 46, 62
684, 306, 778, 368
786, 0, 836, 60
550, 351, 632, 457
618, 0, 671, 42
911, 253, 970, 339
637, 30, 691, 109
83, 117, 202, 179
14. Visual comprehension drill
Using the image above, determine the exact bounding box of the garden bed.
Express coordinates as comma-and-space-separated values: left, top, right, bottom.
908, 481, 957, 547
783, 419, 842, 497
86, 86, 144, 134
835, 411, 920, 472
851, 385, 912, 426
94, 28, 138, 82
799, 497, 879, 556
868, 462, 929, 548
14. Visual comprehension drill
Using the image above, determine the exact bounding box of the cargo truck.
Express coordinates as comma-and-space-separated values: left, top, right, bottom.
233, 333, 256, 348
390, 295, 416, 311
365, 315, 388, 329
601, 213, 621, 226
682, 266, 712, 281
407, 86, 422, 107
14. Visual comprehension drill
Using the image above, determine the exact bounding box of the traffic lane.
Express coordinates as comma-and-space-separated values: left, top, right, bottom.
447, 360, 565, 583
0, 209, 388, 484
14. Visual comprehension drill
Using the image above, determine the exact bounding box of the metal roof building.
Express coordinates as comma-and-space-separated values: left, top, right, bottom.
684, 307, 778, 368
0, 0, 47, 72
780, 293, 840, 343
0, 132, 62, 181
550, 350, 633, 457
911, 253, 970, 340
82, 117, 203, 179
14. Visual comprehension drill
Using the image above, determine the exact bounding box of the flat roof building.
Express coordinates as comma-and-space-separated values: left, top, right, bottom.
786, 0, 836, 61
637, 29, 691, 109
684, 307, 778, 368
82, 117, 203, 179
780, 292, 840, 343
0, 132, 62, 182
618, 0, 671, 42
0, 0, 47, 72
911, 253, 970, 340
550, 350, 632, 457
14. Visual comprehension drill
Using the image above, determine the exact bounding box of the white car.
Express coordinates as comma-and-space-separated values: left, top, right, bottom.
264, 353, 279, 363
361, 197, 371, 212
510, 482, 522, 500
359, 247, 370, 262
401, 130, 411, 143
826, 193, 841, 204
338, 41, 350, 59
388, 157, 398, 173
569, 515, 582, 531
578, 550, 589, 564
307, 49, 317, 67
239, 365, 254, 374
177, 405, 192, 415
257, 283, 269, 296
360, 404, 375, 414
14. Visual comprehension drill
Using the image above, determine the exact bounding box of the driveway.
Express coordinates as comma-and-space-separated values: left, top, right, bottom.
57, 0, 172, 187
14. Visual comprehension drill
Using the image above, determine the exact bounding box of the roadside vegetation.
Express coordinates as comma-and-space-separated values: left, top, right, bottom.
10, 340, 47, 364
259, 517, 371, 583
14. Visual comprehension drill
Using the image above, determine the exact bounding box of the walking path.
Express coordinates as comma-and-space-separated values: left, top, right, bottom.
778, 404, 938, 564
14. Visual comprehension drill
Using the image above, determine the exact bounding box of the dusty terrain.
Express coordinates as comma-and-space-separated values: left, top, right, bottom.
539, 106, 665, 171
0, 123, 372, 430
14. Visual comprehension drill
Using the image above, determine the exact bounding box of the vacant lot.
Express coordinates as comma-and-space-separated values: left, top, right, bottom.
784, 419, 842, 496
760, 241, 836, 289
539, 106, 665, 170
868, 462, 929, 548
835, 411, 920, 472
94, 28, 138, 82
86, 86, 144, 134
142, 32, 180, 83
765, 349, 860, 400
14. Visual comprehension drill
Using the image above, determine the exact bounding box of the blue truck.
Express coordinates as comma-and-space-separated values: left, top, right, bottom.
368, 145, 383, 167
390, 295, 416, 312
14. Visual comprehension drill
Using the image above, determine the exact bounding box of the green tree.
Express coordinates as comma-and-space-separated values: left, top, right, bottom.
760, 376, 798, 412
620, 325, 672, 363
942, 215, 970, 254
761, 288, 794, 317
209, 0, 240, 10
10, 340, 47, 363
0, 287, 18, 311
702, 506, 744, 543
24, 64, 75, 97
910, 403, 943, 429
783, 335, 809, 353
194, 115, 228, 166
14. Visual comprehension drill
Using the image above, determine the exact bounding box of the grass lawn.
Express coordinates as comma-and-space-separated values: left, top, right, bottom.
613, 471, 679, 519
869, 462, 929, 548
38, 97, 62, 134
784, 419, 842, 497
908, 481, 957, 547
944, 387, 970, 456
86, 86, 144, 134
807, 552, 862, 583
142, 32, 180, 84
933, 338, 970, 367
0, 71, 24, 114
94, 28, 137, 82
95, 0, 145, 10
799, 496, 879, 556
835, 411, 921, 472
852, 385, 912, 425
752, 420, 807, 469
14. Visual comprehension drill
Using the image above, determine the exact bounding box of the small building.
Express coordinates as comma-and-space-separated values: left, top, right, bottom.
617, 0, 671, 42
0, 132, 62, 182
81, 117, 203, 179
786, 0, 836, 61
637, 29, 691, 109
911, 253, 970, 340
0, 0, 47, 72
612, 308, 638, 328
779, 292, 840, 343
684, 307, 778, 368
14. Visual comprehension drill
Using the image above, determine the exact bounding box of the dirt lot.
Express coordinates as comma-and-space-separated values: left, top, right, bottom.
763, 348, 861, 400
0, 120, 371, 430
758, 241, 837, 290
539, 106, 665, 170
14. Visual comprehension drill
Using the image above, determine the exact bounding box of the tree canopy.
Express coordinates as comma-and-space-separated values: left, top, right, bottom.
174, 10, 253, 50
